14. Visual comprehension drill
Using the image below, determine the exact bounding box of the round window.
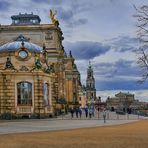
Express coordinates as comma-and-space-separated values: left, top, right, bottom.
19, 50, 28, 59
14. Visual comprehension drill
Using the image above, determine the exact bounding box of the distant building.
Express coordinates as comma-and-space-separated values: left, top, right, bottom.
130, 100, 148, 110
106, 92, 135, 111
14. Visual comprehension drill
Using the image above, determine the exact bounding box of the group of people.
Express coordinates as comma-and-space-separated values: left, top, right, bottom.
69, 106, 95, 119
69, 106, 107, 123
69, 107, 81, 119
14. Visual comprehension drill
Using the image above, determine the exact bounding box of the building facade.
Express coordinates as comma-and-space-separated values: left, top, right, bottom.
106, 92, 135, 111
0, 13, 80, 118
78, 85, 87, 108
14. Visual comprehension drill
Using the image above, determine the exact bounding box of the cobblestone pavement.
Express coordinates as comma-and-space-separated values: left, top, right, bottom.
0, 112, 147, 135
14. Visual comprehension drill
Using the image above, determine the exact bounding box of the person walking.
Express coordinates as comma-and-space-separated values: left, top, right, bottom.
84, 107, 88, 118
75, 107, 79, 118
92, 107, 95, 117
89, 108, 93, 119
70, 107, 74, 119
103, 109, 107, 123
78, 107, 82, 119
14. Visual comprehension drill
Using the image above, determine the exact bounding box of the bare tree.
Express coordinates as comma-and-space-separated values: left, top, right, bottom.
134, 5, 148, 82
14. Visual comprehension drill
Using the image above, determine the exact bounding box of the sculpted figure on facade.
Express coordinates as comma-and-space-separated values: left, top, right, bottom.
35, 57, 42, 70
5, 57, 16, 70
45, 64, 55, 74
31, 56, 42, 71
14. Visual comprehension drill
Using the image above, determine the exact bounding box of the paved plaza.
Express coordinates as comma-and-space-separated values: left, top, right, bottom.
0, 112, 147, 135
0, 119, 138, 135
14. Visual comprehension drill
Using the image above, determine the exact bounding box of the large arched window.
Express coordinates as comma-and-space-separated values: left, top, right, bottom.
17, 81, 32, 105
43, 83, 49, 106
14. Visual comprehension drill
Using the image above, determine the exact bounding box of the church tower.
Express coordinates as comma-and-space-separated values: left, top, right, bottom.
86, 62, 96, 101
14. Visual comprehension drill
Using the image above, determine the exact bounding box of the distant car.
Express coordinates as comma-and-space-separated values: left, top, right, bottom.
116, 110, 126, 115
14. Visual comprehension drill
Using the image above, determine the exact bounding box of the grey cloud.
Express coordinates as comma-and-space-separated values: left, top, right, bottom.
114, 59, 140, 76
73, 18, 88, 26
93, 59, 141, 78
105, 36, 139, 52
71, 0, 94, 13
31, 0, 62, 5
58, 8, 73, 22
64, 41, 110, 60
0, 1, 10, 11
96, 80, 148, 91
56, 7, 88, 27
0, 13, 8, 19
86, 59, 146, 90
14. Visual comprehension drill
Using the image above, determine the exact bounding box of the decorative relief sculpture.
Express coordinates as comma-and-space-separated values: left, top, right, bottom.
45, 31, 53, 40
19, 66, 29, 71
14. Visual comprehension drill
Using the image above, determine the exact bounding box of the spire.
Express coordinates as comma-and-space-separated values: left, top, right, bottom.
64, 51, 67, 57
87, 61, 93, 78
88, 61, 91, 69
89, 61, 91, 66
69, 50, 73, 58
86, 61, 96, 100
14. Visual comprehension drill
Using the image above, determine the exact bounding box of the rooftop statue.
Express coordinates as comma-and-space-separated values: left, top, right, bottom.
49, 9, 59, 27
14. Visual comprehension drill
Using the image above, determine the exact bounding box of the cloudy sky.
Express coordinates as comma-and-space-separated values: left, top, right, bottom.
0, 0, 148, 101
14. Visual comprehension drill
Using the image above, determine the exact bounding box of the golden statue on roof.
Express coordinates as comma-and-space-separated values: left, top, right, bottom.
49, 9, 59, 27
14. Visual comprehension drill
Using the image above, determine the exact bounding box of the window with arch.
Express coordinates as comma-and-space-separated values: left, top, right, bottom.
43, 83, 49, 106
17, 81, 32, 105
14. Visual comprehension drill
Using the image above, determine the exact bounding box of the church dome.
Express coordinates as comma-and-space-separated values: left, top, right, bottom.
0, 35, 42, 53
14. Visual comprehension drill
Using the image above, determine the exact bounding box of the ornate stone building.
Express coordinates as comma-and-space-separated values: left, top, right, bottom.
0, 13, 80, 118
106, 92, 135, 111
86, 62, 96, 101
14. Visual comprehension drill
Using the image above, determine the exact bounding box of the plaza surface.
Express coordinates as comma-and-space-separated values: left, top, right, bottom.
0, 112, 147, 135
0, 119, 137, 135
0, 120, 148, 148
